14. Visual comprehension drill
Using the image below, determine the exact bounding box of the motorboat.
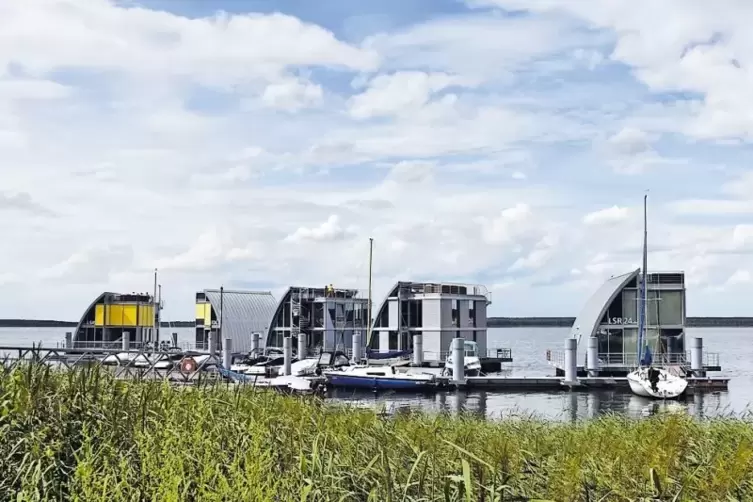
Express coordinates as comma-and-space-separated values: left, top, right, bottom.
231, 348, 287, 375
324, 365, 436, 391
442, 340, 482, 377
289, 350, 350, 377
627, 366, 687, 399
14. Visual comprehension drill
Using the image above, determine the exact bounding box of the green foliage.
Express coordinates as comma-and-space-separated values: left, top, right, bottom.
0, 363, 751, 501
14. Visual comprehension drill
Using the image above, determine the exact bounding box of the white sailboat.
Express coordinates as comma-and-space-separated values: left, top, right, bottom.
626, 195, 688, 399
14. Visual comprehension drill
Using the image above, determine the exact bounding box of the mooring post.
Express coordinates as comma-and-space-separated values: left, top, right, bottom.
64, 332, 72, 349
208, 330, 216, 357
452, 337, 465, 386
171, 332, 178, 348
352, 332, 362, 364
297, 333, 307, 360
691, 337, 704, 377
413, 333, 423, 366
222, 337, 232, 369
564, 337, 578, 384
251, 332, 260, 356
283, 336, 293, 376
587, 336, 599, 377
122, 331, 130, 352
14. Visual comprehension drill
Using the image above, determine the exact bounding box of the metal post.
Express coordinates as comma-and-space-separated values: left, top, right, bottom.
452, 337, 465, 385
219, 286, 224, 341
691, 337, 704, 377
564, 337, 577, 384
156, 284, 162, 344
223, 337, 232, 369
171, 332, 178, 348
208, 330, 216, 357
586, 336, 599, 377
366, 237, 373, 348
122, 331, 130, 351
352, 332, 362, 364
413, 333, 423, 366
152, 268, 158, 344
283, 336, 293, 376
251, 332, 260, 356
65, 332, 72, 349
298, 332, 307, 359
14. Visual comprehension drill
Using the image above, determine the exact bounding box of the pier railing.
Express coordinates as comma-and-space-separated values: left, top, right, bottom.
546, 350, 721, 369
0, 346, 224, 383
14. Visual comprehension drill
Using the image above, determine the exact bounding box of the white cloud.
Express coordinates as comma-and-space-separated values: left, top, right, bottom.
260, 77, 324, 112
583, 206, 630, 225
726, 269, 751, 286
347, 71, 477, 119
286, 215, 355, 243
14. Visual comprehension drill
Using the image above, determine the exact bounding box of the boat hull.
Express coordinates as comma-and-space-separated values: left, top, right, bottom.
627, 368, 687, 399
325, 373, 436, 391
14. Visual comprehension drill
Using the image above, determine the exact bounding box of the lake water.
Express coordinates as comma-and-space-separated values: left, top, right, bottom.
1, 326, 750, 421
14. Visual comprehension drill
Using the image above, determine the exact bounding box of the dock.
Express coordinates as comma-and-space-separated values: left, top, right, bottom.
434, 375, 729, 393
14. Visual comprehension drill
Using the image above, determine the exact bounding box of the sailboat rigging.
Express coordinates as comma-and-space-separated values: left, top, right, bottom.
626, 195, 688, 399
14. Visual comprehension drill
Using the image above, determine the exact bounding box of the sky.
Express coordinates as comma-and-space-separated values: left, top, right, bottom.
2, 0, 753, 321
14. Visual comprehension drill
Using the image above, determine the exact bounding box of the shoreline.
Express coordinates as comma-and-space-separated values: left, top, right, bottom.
2, 317, 753, 328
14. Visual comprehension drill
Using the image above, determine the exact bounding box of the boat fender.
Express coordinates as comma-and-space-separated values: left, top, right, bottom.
180, 357, 198, 374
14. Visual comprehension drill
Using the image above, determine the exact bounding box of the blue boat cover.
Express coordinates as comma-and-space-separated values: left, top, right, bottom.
365, 349, 412, 360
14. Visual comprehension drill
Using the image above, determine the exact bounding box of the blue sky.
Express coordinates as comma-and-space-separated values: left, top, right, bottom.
1, 0, 753, 321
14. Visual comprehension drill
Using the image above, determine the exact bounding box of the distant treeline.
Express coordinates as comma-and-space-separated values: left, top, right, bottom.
3, 317, 753, 328
488, 317, 753, 328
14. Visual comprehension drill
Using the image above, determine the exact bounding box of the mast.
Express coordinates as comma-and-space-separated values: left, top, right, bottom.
152, 268, 158, 345
637, 194, 648, 366
366, 237, 373, 346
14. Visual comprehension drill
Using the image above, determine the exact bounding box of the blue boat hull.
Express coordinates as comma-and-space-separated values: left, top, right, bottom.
326, 373, 435, 391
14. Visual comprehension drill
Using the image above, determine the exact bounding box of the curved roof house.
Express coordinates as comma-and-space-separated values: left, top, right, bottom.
194, 289, 277, 353
368, 281, 491, 362
73, 292, 156, 348
567, 269, 687, 371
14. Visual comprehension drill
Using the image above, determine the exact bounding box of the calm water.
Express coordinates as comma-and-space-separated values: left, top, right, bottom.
1, 326, 751, 421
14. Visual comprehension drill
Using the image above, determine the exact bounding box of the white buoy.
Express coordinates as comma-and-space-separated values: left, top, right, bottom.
690, 337, 703, 376
283, 336, 293, 376
297, 333, 307, 360
251, 332, 260, 356
586, 336, 599, 377
122, 331, 130, 352
413, 333, 423, 366
352, 332, 362, 364
223, 337, 232, 370
452, 337, 465, 385
564, 337, 577, 384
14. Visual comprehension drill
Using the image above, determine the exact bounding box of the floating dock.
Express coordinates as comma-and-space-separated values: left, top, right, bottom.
435, 375, 729, 393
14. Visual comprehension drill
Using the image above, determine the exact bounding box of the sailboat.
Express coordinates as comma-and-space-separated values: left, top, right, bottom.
626, 195, 688, 399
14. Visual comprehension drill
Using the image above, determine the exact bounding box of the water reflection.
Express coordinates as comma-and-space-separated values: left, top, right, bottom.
328, 388, 736, 422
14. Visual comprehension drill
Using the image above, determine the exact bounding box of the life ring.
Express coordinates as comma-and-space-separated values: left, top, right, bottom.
180, 357, 198, 374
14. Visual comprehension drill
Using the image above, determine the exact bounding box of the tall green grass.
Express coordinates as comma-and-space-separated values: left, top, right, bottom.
0, 363, 751, 501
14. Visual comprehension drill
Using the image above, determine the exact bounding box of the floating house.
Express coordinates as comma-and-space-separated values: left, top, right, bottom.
194, 289, 277, 353
551, 269, 720, 376
368, 281, 493, 363
265, 286, 369, 353
73, 292, 156, 348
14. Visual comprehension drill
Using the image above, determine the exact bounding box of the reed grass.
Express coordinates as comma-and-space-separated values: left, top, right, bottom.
0, 363, 751, 501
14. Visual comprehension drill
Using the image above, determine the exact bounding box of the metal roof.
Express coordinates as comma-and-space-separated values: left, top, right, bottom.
571, 269, 639, 343
204, 289, 277, 353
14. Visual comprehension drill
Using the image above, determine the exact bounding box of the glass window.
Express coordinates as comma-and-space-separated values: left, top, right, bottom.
368, 331, 380, 350
622, 290, 637, 322
388, 331, 398, 350
657, 290, 683, 325
622, 328, 638, 366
